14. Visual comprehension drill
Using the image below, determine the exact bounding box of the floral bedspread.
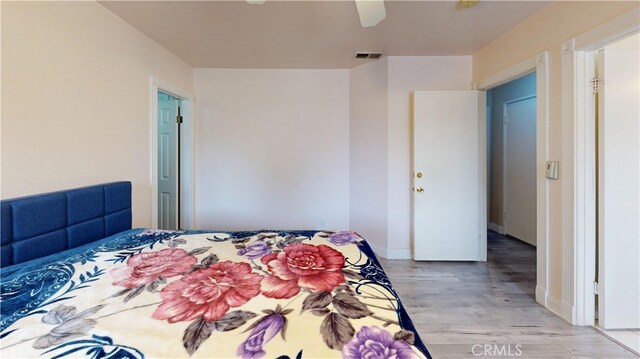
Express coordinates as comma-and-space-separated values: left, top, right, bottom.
0, 229, 430, 358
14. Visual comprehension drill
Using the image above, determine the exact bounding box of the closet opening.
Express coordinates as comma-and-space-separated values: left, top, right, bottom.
150, 77, 195, 230
157, 91, 182, 229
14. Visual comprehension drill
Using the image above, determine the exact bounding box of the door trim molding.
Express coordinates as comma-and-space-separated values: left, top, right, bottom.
561, 8, 640, 326
474, 51, 549, 308
502, 94, 537, 240
149, 76, 196, 229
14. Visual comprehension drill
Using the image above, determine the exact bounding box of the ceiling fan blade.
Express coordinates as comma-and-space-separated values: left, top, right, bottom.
246, 0, 265, 4
355, 0, 386, 28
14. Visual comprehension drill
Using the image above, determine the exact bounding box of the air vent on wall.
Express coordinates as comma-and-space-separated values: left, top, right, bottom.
355, 52, 383, 59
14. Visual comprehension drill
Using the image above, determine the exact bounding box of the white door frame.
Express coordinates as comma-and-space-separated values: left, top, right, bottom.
474, 51, 549, 307
561, 8, 639, 326
502, 94, 537, 238
149, 76, 196, 229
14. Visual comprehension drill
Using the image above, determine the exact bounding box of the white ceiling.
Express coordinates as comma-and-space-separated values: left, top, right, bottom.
100, 0, 549, 69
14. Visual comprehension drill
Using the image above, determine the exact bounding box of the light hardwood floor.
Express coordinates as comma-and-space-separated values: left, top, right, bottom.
379, 231, 639, 358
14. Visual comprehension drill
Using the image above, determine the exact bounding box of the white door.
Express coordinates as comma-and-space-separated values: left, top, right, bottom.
158, 92, 179, 230
504, 97, 537, 246
413, 91, 480, 261
597, 44, 640, 330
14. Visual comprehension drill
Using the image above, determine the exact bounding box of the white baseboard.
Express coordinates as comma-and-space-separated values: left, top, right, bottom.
546, 294, 563, 317
367, 242, 386, 258
368, 242, 412, 260
488, 222, 505, 234
560, 301, 575, 324
544, 294, 575, 324
386, 248, 412, 260
535, 285, 547, 306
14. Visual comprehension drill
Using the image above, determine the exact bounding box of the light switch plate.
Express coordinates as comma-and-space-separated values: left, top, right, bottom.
545, 161, 559, 179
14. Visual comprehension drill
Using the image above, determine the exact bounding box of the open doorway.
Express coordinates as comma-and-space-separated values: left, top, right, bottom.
564, 8, 638, 334
150, 77, 195, 230
157, 91, 182, 229
475, 51, 548, 309
485, 73, 538, 298
486, 72, 537, 247
592, 33, 640, 353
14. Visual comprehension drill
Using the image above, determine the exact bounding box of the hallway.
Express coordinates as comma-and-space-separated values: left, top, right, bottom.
379, 231, 637, 358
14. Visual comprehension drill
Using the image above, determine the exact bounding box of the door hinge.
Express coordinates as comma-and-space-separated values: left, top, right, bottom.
593, 281, 599, 295
591, 77, 600, 94
503, 115, 508, 125
503, 212, 508, 221
176, 106, 183, 124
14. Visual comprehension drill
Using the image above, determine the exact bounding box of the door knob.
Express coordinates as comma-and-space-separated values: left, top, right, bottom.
415, 186, 424, 193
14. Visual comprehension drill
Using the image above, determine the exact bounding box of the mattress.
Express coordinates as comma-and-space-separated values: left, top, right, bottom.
0, 229, 430, 358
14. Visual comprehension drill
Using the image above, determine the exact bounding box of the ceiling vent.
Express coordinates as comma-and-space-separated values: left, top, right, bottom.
355, 52, 383, 59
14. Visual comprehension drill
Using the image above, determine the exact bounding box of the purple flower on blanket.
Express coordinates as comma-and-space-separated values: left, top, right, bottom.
342, 326, 415, 359
237, 242, 272, 260
328, 231, 359, 246
237, 313, 286, 359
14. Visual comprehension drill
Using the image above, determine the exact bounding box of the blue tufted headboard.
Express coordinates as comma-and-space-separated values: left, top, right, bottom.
1, 182, 132, 267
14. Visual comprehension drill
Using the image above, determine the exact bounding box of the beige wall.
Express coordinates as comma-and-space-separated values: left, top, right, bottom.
1, 1, 193, 228
473, 1, 639, 307
349, 56, 472, 256
386, 56, 472, 254
349, 59, 389, 251
193, 68, 350, 231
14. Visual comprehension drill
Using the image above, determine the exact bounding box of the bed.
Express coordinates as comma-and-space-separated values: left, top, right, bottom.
0, 182, 431, 358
